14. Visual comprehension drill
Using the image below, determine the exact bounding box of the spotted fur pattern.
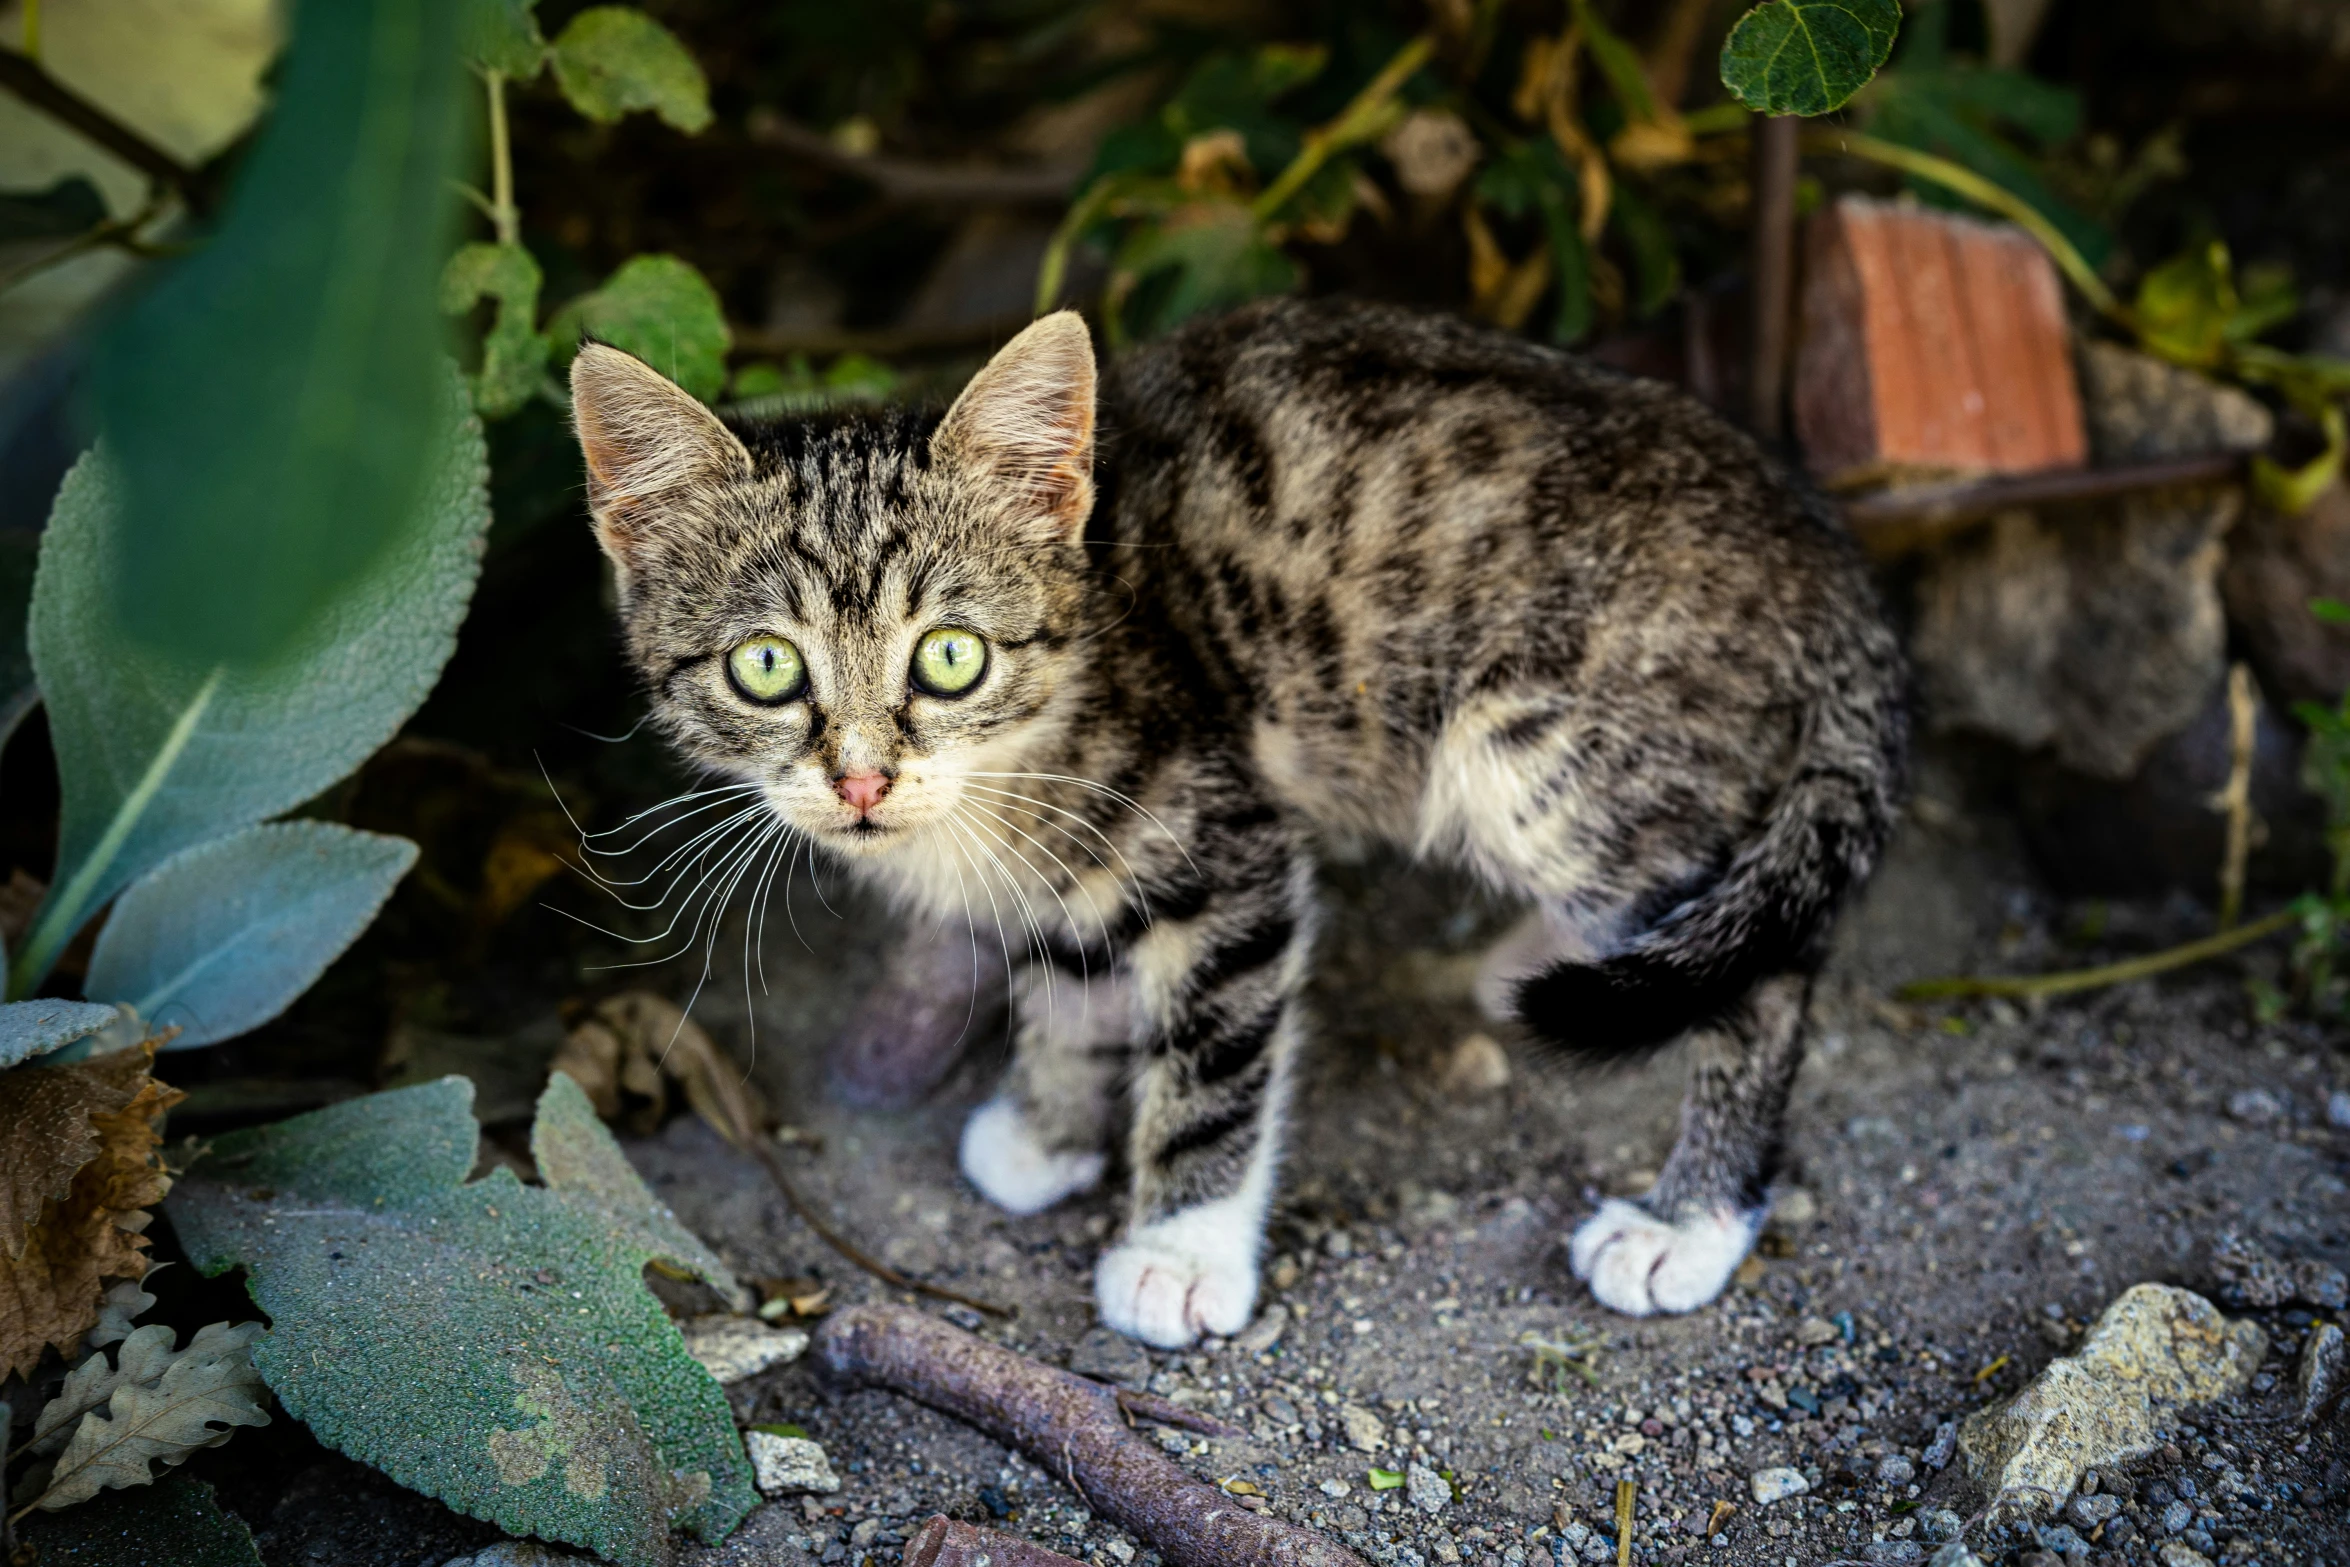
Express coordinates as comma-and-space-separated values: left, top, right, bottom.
571, 298, 1908, 1344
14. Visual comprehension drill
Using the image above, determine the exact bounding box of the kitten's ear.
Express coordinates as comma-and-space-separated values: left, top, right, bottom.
571, 343, 753, 571
933, 311, 1097, 541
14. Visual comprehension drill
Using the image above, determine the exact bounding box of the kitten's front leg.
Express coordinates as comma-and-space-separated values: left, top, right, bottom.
1096, 850, 1314, 1347
959, 964, 1132, 1215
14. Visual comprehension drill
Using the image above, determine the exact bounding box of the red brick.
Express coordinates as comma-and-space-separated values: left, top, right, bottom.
1794, 195, 2086, 486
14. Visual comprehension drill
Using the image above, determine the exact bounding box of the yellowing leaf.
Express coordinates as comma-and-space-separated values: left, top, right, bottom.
549, 6, 711, 133
0, 1045, 180, 1377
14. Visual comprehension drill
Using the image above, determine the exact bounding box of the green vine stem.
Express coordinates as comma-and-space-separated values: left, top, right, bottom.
1250, 33, 1434, 223
1895, 906, 2296, 1004
484, 66, 520, 247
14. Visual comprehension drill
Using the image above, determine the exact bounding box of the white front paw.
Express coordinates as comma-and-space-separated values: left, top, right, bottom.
958, 1098, 1105, 1216
1568, 1198, 1759, 1316
1095, 1207, 1259, 1348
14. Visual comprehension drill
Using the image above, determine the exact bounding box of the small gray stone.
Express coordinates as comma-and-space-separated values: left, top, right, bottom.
1921, 1420, 1957, 1470
2227, 1088, 2282, 1124
2301, 1322, 2347, 1424
1918, 1508, 1965, 1543
1153, 1427, 1191, 1454
1876, 1454, 1916, 1487
677, 1315, 808, 1385
1863, 1544, 1923, 1565
1405, 1462, 1450, 1515
1749, 1466, 1810, 1505
1924, 1547, 1986, 1567
2297, 1259, 2350, 1311
2161, 1501, 2193, 1534
2036, 1524, 2089, 1557
442, 1546, 590, 1567
2065, 1494, 2123, 1529
1069, 1325, 1153, 1390
1319, 1477, 1352, 1498
2157, 1543, 2215, 1567
746, 1432, 840, 1496
1341, 1404, 1387, 1452
2329, 1088, 2350, 1128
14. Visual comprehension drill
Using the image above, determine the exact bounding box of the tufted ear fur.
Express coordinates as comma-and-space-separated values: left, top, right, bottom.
570, 343, 754, 577
933, 312, 1097, 542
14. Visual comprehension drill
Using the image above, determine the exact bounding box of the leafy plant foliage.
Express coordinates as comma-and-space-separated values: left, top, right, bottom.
92, 0, 472, 669
1719, 0, 1900, 117
169, 1075, 757, 1567
16, 1476, 264, 1566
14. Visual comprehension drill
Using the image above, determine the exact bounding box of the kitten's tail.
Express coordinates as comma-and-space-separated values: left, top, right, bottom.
1513, 683, 1907, 1063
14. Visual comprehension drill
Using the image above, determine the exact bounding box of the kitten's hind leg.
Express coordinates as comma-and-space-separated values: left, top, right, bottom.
959, 965, 1132, 1216
1569, 971, 1811, 1316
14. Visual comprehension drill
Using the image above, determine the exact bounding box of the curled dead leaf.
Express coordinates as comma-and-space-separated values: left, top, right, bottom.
554, 992, 767, 1150
1, 1044, 183, 1377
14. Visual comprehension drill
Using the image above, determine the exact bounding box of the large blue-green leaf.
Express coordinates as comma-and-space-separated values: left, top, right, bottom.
14, 371, 488, 997
1719, 0, 1900, 117
92, 0, 471, 669
16, 1476, 262, 1567
168, 1076, 756, 1567
84, 822, 418, 1051
0, 1000, 121, 1071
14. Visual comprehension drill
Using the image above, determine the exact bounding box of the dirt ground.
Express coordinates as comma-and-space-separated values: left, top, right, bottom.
224, 748, 2350, 1567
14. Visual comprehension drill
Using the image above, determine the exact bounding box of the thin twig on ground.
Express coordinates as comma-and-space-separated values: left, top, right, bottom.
815, 1304, 1370, 1567
2213, 662, 2260, 931
1896, 906, 2297, 1002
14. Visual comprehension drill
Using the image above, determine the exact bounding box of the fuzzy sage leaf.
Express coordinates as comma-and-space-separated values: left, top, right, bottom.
84, 822, 419, 1050
1718, 0, 1899, 117
15, 1476, 263, 1565
91, 0, 472, 668
14, 370, 488, 999
168, 1075, 755, 1567
0, 1000, 121, 1071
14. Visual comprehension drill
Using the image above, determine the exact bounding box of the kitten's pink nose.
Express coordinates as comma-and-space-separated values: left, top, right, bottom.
834, 770, 891, 814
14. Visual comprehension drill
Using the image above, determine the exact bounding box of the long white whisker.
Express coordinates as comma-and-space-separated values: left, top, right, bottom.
962, 771, 1197, 876
962, 797, 1112, 959
949, 809, 1055, 1029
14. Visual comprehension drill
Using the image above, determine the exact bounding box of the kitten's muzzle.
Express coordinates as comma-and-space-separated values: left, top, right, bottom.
834, 769, 893, 816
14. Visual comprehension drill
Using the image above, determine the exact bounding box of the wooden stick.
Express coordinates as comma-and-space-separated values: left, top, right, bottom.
1746, 114, 1799, 440
2214, 663, 2260, 931
901, 1515, 1087, 1567
816, 1305, 1368, 1567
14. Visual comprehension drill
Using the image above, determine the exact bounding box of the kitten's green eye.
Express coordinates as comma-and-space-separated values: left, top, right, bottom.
725, 635, 806, 704
911, 627, 988, 697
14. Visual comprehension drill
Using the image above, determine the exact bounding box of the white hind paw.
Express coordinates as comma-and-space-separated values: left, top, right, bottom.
959, 1098, 1104, 1216
1095, 1202, 1259, 1348
1569, 1198, 1760, 1316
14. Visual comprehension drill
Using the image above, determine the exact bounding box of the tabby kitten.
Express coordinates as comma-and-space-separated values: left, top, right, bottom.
571, 299, 1907, 1347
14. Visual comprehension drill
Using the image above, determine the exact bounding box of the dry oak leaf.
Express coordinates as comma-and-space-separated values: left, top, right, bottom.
0, 1044, 183, 1377
33, 1321, 271, 1511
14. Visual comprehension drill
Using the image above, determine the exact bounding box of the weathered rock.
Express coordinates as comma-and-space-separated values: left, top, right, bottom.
1232, 1303, 1289, 1356
678, 1314, 808, 1385
1922, 1420, 1958, 1471
1405, 1462, 1450, 1515
2073, 342, 2272, 465
1877, 1454, 1916, 1487
746, 1431, 841, 1496
2014, 669, 2323, 898
1067, 1325, 1152, 1390
2223, 481, 2350, 706
2065, 1494, 2123, 1530
443, 1545, 591, 1567
1914, 493, 2238, 780
1863, 1542, 1924, 1565
1749, 1467, 1809, 1505
2211, 1229, 2349, 1310
2300, 1322, 2346, 1424
1958, 1284, 2266, 1517
1341, 1403, 1387, 1453
1438, 1031, 1511, 1094
1918, 1506, 1965, 1542
1925, 1545, 1987, 1567
2156, 1543, 2216, 1567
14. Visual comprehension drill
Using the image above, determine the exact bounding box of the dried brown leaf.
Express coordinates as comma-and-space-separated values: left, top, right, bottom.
556, 992, 766, 1149
0, 1047, 182, 1377
33, 1321, 270, 1511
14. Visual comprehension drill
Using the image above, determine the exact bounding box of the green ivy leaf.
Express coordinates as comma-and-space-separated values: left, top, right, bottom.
546, 255, 731, 403
1719, 0, 1900, 117
548, 6, 712, 133
1367, 1467, 1405, 1490
2312, 598, 2350, 627
1112, 202, 1300, 341
442, 241, 552, 417
464, 0, 545, 79
168, 1075, 756, 1567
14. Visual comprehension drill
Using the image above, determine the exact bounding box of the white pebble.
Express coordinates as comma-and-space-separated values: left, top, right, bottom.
747, 1431, 841, 1496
